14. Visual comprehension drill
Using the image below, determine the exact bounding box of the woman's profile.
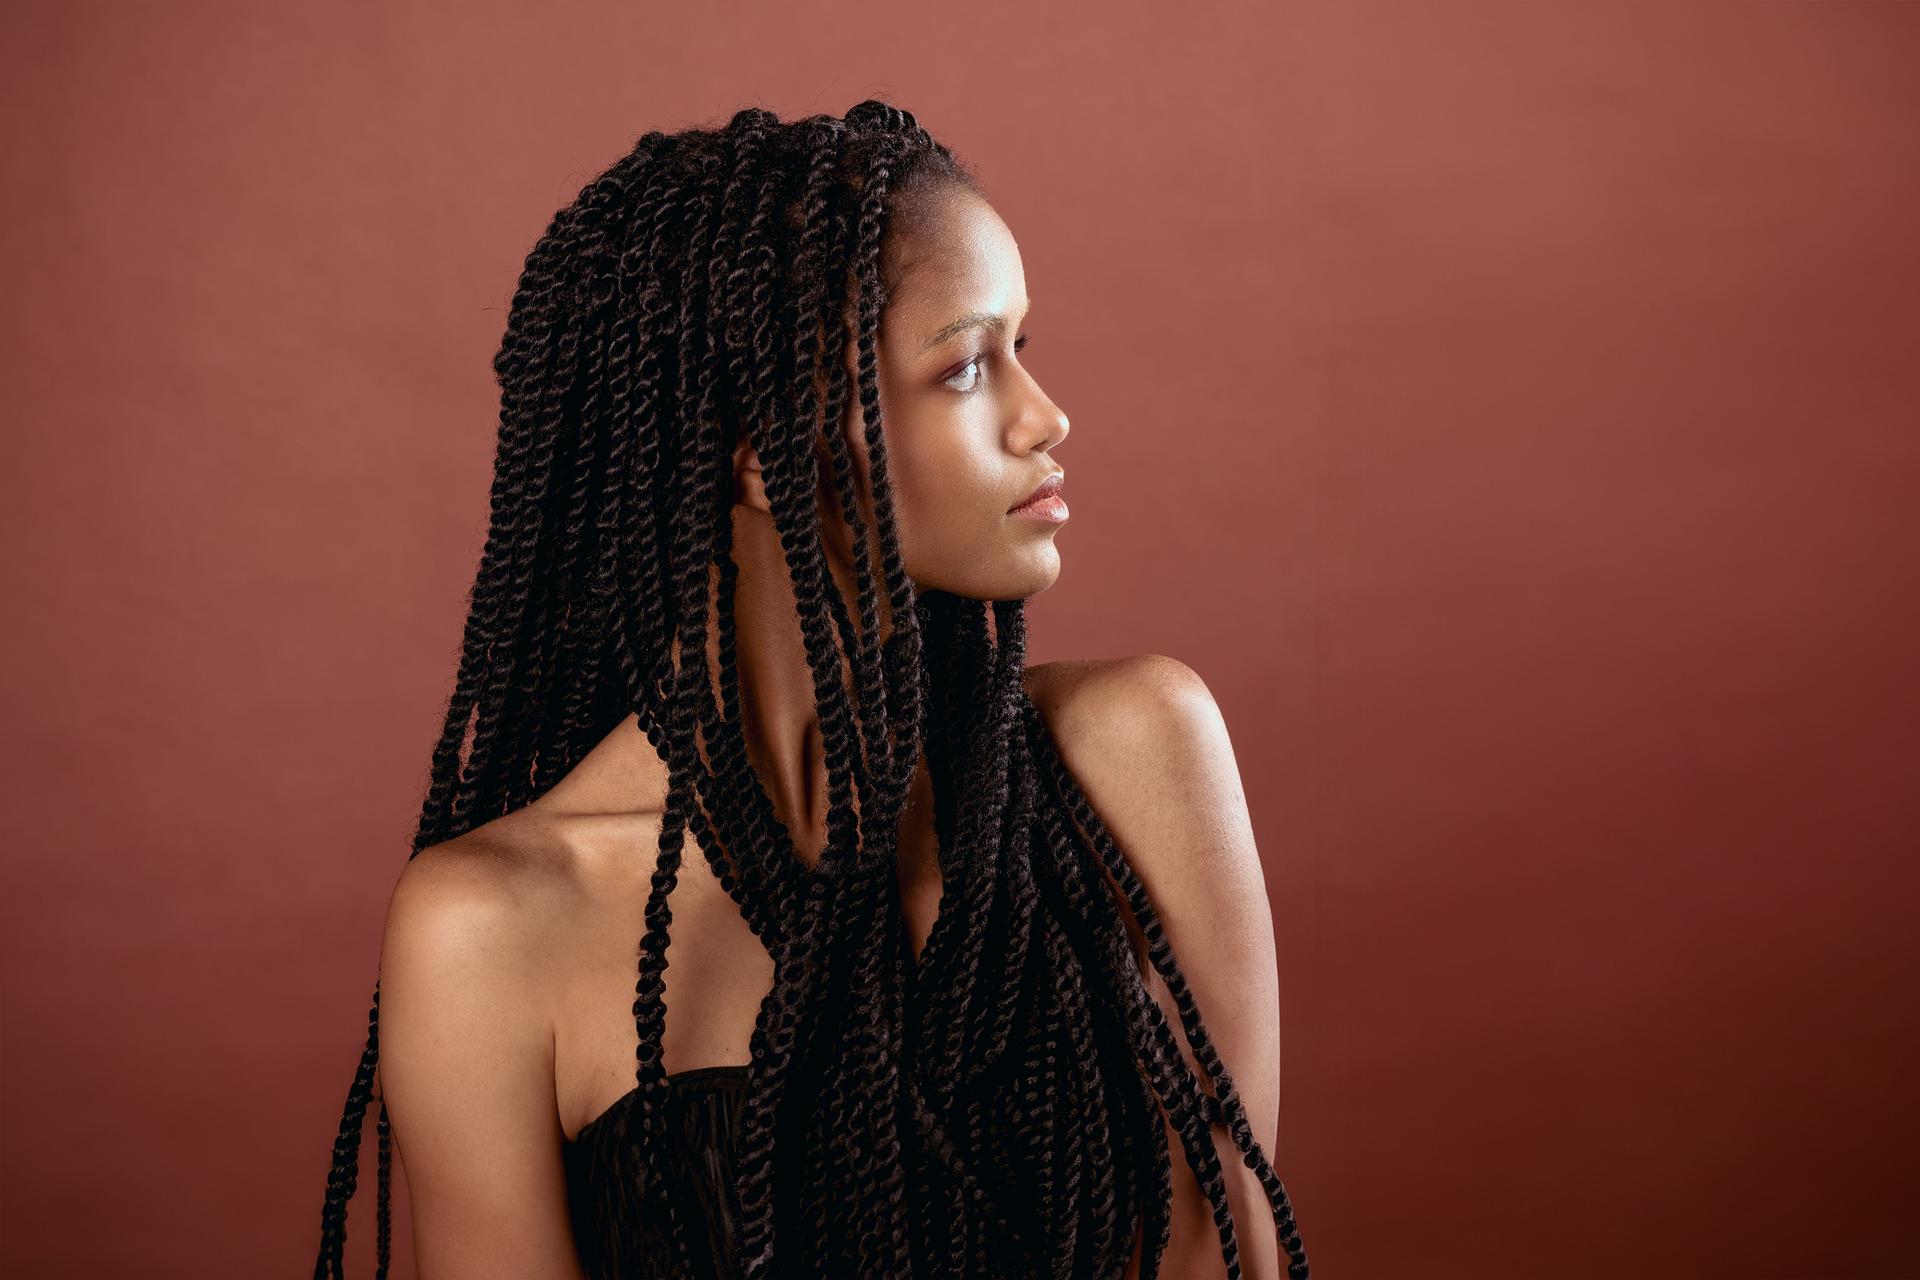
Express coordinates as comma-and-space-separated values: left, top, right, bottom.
312, 99, 1310, 1280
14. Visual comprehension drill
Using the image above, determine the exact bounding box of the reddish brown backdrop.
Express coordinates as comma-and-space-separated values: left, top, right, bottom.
4, 4, 1915, 1277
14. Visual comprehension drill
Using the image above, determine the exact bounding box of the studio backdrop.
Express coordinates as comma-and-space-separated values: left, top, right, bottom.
2, 3, 1914, 1277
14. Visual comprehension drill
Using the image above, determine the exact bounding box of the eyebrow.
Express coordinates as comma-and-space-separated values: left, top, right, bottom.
918, 306, 1029, 355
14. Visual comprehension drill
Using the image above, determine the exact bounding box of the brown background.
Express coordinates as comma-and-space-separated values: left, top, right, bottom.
3, 3, 1915, 1277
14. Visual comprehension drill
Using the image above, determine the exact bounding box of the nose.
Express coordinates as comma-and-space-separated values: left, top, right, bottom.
1017, 376, 1069, 454
1039, 401, 1068, 452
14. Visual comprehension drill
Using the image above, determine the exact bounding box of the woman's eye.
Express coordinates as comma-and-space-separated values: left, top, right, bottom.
944, 333, 1029, 394
945, 357, 985, 393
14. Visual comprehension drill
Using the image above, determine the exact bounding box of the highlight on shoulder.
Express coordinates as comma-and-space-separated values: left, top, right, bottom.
378, 816, 585, 1014
1023, 652, 1219, 747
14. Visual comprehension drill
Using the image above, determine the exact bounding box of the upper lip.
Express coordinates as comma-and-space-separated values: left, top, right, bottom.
1010, 471, 1065, 511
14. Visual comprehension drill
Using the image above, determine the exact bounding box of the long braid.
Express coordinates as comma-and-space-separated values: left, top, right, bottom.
557, 141, 669, 775
807, 313, 929, 1262
531, 155, 637, 790
843, 106, 929, 807
1024, 755, 1175, 1277
410, 205, 577, 854
313, 985, 382, 1278
1036, 692, 1311, 1276
695, 112, 811, 918
313, 99, 1311, 1280
726, 121, 861, 1278
633, 126, 751, 1274
457, 194, 593, 826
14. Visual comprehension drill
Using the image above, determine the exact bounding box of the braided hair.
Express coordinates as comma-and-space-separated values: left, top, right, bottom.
312, 99, 1310, 1280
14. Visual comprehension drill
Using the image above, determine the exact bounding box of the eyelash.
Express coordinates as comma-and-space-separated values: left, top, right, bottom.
946, 333, 1030, 393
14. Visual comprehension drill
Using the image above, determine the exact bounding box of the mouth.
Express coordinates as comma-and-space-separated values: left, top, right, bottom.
1008, 472, 1065, 513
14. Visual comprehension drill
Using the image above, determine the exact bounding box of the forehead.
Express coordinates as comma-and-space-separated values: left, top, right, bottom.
882, 191, 1028, 326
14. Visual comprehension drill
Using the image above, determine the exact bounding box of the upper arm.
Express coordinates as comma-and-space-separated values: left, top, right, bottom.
377, 845, 586, 1280
1031, 654, 1285, 1280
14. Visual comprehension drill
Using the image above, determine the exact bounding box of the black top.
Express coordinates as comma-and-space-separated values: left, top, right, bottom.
563, 1065, 753, 1280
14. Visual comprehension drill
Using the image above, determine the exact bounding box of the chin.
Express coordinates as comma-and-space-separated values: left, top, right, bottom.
907, 529, 1063, 601
1012, 558, 1063, 598
943, 555, 1063, 603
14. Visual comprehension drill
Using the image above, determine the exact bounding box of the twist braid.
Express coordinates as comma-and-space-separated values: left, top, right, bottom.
312, 99, 1310, 1280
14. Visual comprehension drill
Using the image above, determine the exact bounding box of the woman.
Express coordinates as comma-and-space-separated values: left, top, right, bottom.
313, 100, 1311, 1280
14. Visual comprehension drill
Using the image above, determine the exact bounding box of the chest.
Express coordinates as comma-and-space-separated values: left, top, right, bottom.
553, 805, 946, 1140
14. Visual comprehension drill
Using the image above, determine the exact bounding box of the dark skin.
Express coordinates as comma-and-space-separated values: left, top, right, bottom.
377, 188, 1285, 1279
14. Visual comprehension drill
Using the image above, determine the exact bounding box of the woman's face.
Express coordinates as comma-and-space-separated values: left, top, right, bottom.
838, 186, 1072, 602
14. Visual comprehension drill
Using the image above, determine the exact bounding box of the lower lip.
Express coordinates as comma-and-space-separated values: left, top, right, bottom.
1009, 493, 1069, 523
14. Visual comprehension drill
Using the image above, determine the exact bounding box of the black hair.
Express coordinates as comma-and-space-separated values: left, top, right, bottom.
313, 98, 1309, 1280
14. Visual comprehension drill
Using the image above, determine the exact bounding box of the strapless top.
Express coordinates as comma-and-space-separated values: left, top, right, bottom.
563, 1064, 752, 1280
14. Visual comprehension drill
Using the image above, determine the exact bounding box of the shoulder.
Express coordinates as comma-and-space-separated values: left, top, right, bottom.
1023, 650, 1278, 1069
1021, 653, 1267, 947
375, 820, 572, 1155
379, 816, 585, 1036
376, 820, 589, 1269
1023, 654, 1240, 821
1025, 655, 1286, 1272
385, 818, 573, 966
1024, 653, 1217, 735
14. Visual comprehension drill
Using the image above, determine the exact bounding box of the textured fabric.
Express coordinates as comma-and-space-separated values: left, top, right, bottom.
564, 1065, 752, 1280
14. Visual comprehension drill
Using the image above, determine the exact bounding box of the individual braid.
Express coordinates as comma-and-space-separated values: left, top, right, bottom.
626, 131, 735, 1275
312, 98, 1311, 1280
414, 189, 595, 853
526, 150, 638, 791
313, 985, 384, 1278
1059, 680, 1307, 1265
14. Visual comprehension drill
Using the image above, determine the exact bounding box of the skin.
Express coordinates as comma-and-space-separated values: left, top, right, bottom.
376, 187, 1287, 1279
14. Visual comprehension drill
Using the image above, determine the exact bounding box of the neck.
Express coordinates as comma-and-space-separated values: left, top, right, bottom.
542, 498, 925, 876
724, 499, 859, 867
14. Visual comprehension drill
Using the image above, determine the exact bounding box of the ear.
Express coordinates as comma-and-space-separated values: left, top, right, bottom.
731, 436, 771, 514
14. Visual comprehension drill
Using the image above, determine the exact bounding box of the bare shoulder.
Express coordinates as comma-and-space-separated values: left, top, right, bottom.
377, 812, 589, 1133
1023, 653, 1229, 794
378, 818, 574, 1100
1020, 652, 1263, 941
1024, 652, 1213, 718
1027, 655, 1287, 1277
377, 816, 589, 1276
384, 814, 580, 974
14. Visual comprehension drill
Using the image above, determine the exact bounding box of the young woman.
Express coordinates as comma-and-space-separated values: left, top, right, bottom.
313, 100, 1311, 1280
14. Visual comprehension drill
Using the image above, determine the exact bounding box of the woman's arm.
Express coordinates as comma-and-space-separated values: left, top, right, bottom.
1031, 654, 1287, 1280
376, 843, 589, 1280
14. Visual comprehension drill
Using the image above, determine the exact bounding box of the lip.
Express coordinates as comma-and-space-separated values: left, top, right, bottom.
1009, 472, 1065, 513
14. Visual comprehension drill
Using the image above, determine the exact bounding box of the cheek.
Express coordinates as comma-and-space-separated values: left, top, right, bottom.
837, 362, 1012, 589
882, 428, 1007, 572
846, 405, 978, 553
